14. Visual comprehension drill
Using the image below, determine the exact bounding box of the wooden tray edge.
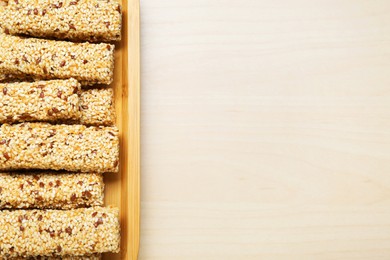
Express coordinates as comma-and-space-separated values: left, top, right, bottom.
123, 0, 140, 259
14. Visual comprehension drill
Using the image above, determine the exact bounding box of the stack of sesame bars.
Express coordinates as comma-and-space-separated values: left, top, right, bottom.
0, 0, 122, 258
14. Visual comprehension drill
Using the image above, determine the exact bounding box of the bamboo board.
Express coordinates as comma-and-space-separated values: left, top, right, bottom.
103, 0, 140, 259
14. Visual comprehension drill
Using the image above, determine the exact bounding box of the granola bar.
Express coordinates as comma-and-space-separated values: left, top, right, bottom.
0, 123, 119, 173
80, 88, 116, 126
1, 0, 122, 42
0, 207, 120, 257
0, 79, 115, 125
0, 33, 115, 85
0, 78, 81, 124
11, 255, 101, 260
0, 172, 104, 209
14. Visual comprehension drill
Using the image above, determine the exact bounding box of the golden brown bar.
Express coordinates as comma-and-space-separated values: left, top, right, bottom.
0, 79, 115, 125
0, 80, 115, 126
0, 79, 81, 124
80, 88, 116, 126
0, 123, 119, 173
0, 207, 120, 257
1, 0, 122, 42
0, 33, 115, 85
11, 254, 101, 259
0, 172, 104, 209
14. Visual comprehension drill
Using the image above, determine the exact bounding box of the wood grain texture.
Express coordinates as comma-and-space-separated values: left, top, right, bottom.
140, 0, 390, 259
104, 0, 140, 259
125, 0, 141, 258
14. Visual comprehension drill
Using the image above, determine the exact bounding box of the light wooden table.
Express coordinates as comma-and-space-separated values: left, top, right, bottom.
139, 0, 390, 259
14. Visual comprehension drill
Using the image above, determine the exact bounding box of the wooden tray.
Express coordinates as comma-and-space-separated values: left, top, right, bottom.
104, 0, 140, 259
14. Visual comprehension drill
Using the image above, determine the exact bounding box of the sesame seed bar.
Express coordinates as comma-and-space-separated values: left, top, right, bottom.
0, 79, 81, 124
80, 88, 116, 126
0, 33, 115, 85
0, 123, 119, 173
0, 207, 120, 257
1, 0, 122, 43
0, 79, 115, 125
11, 255, 101, 260
0, 172, 104, 209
